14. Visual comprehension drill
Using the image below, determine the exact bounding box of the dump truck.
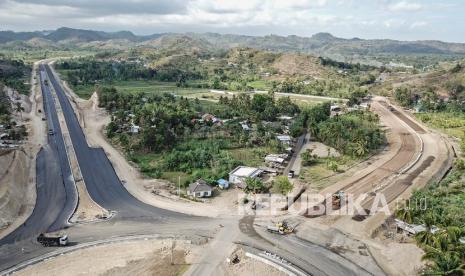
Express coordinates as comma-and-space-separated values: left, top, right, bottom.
267, 221, 293, 235
332, 190, 345, 210
37, 233, 68, 247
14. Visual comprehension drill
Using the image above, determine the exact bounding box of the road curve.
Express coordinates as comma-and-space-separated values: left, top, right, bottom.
43, 64, 187, 220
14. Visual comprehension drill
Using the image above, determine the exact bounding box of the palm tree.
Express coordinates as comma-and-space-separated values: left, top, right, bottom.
422, 247, 465, 276
415, 212, 438, 247
416, 230, 438, 248
15, 102, 24, 120
354, 140, 368, 156
395, 205, 413, 224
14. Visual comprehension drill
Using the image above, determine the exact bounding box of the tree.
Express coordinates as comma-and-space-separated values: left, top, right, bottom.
395, 203, 413, 224
415, 213, 438, 247
301, 149, 317, 166
422, 247, 465, 276
394, 87, 414, 107
106, 121, 118, 138
274, 176, 293, 195
354, 140, 368, 157
327, 160, 338, 172
245, 177, 265, 194
14, 102, 24, 119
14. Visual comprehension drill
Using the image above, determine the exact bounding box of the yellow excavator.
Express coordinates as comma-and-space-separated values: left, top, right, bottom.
267, 221, 294, 235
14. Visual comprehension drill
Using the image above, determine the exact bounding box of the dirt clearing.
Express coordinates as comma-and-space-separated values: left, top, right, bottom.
16, 239, 198, 276
220, 248, 287, 276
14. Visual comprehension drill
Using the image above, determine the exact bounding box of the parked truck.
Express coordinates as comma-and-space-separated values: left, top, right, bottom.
37, 233, 68, 247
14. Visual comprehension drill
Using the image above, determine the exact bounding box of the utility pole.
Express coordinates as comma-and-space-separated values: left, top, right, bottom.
171, 239, 176, 265
178, 175, 181, 198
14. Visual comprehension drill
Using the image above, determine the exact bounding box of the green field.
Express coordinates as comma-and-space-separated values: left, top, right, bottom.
415, 112, 465, 151
248, 80, 272, 90
0, 49, 94, 64
299, 155, 360, 190
60, 78, 212, 99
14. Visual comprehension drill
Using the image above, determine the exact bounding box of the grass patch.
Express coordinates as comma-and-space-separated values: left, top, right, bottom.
248, 80, 271, 90
228, 146, 269, 167
300, 155, 359, 190
62, 78, 211, 99
415, 112, 465, 151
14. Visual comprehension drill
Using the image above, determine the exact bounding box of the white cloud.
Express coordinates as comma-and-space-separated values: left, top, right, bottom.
410, 21, 427, 29
387, 1, 423, 12
383, 18, 406, 28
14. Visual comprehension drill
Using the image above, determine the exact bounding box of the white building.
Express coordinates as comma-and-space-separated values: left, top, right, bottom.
229, 166, 263, 188
276, 135, 292, 145
130, 124, 140, 134
187, 179, 213, 198
264, 154, 288, 165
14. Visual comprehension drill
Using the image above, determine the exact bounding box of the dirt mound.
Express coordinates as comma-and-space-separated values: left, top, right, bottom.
0, 150, 31, 229
272, 53, 328, 78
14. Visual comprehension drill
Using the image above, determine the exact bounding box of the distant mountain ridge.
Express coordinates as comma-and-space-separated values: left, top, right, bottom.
2, 27, 465, 57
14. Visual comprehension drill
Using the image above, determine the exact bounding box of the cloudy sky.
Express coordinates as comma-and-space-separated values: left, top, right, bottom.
0, 0, 464, 42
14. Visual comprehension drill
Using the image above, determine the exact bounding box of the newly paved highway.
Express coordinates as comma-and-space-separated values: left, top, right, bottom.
0, 68, 77, 245
43, 65, 187, 220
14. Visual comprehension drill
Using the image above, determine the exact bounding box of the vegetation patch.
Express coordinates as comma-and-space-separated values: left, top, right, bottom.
396, 162, 465, 275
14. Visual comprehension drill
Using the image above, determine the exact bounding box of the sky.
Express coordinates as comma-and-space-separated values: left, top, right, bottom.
0, 0, 464, 42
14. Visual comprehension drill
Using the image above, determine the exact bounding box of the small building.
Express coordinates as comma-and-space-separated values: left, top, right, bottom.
202, 113, 215, 121
330, 105, 341, 112
265, 154, 287, 165
278, 115, 293, 121
241, 123, 251, 131
217, 179, 229, 189
359, 102, 370, 110
394, 219, 440, 236
187, 179, 213, 198
229, 166, 263, 188
130, 124, 140, 134
276, 135, 292, 145
200, 113, 222, 125
259, 166, 279, 176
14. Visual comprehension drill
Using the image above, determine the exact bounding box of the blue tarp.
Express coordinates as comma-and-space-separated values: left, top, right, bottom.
217, 179, 229, 189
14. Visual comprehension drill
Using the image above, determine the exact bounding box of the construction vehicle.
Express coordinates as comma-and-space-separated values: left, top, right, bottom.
267, 221, 294, 235
37, 233, 68, 247
332, 190, 345, 210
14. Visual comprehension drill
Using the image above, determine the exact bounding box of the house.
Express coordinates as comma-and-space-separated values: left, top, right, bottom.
241, 122, 251, 131
276, 135, 292, 145
330, 104, 342, 112
264, 154, 288, 165
359, 102, 370, 110
259, 166, 279, 176
394, 219, 440, 236
202, 113, 215, 121
187, 179, 213, 198
201, 113, 222, 125
229, 166, 263, 188
278, 115, 293, 121
130, 124, 140, 134
217, 179, 229, 189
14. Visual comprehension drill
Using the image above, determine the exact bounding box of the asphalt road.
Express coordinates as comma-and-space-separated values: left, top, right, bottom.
0, 68, 77, 245
43, 65, 186, 220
